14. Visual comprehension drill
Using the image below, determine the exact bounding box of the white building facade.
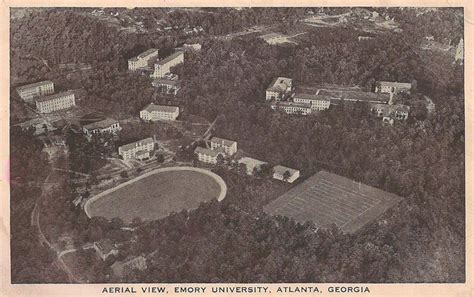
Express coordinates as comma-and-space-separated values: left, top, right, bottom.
194, 146, 225, 164
118, 137, 154, 160
17, 80, 54, 103
140, 103, 180, 121
375, 81, 412, 94
210, 137, 237, 156
293, 93, 331, 111
83, 118, 121, 136
272, 165, 300, 183
271, 101, 312, 115
265, 77, 293, 101
152, 51, 184, 79
35, 91, 75, 113
128, 48, 159, 71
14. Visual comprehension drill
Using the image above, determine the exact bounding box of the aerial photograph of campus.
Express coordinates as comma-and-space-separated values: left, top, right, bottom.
9, 7, 464, 284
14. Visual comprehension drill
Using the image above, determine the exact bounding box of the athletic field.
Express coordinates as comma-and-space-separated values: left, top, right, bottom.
85, 167, 226, 223
264, 171, 403, 233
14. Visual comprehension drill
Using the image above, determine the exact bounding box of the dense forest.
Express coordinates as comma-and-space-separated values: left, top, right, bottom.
10, 7, 464, 283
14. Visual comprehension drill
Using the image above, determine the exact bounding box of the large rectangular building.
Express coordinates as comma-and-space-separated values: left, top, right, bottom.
273, 165, 300, 183
128, 48, 159, 71
152, 51, 184, 78
238, 157, 268, 175
266, 77, 293, 101
118, 137, 154, 160
83, 118, 121, 136
194, 146, 225, 164
293, 93, 331, 111
140, 103, 180, 121
270, 101, 312, 115
35, 91, 76, 114
375, 81, 412, 94
152, 78, 182, 95
210, 137, 237, 156
264, 170, 403, 233
17, 80, 54, 103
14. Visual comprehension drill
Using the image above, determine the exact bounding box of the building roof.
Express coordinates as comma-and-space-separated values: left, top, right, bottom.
273, 165, 299, 176
294, 93, 331, 102
260, 33, 284, 40
111, 256, 147, 278
238, 157, 267, 167
372, 103, 410, 114
129, 48, 158, 62
17, 80, 53, 91
264, 170, 403, 233
95, 239, 116, 255
135, 150, 150, 156
272, 101, 311, 109
119, 137, 154, 152
210, 137, 237, 147
83, 118, 119, 130
377, 81, 412, 89
35, 90, 74, 103
194, 146, 225, 158
155, 51, 184, 66
142, 103, 179, 114
267, 77, 292, 93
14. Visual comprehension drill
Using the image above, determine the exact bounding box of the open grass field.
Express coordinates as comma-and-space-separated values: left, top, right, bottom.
264, 171, 403, 233
85, 167, 226, 223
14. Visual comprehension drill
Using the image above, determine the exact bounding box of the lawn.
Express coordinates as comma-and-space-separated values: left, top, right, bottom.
86, 169, 224, 222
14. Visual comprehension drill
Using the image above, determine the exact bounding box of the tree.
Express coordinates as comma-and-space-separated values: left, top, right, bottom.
120, 171, 129, 179
283, 170, 291, 182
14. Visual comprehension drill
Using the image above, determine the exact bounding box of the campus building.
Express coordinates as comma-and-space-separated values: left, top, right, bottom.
260, 33, 286, 45
82, 118, 121, 136
210, 137, 238, 156
371, 103, 410, 124
375, 81, 412, 94
266, 77, 293, 101
194, 146, 225, 164
17, 80, 54, 103
128, 48, 159, 71
35, 91, 76, 113
93, 239, 118, 261
152, 51, 184, 78
270, 101, 312, 115
293, 93, 331, 111
273, 165, 300, 183
152, 78, 182, 95
183, 43, 202, 51
238, 157, 268, 175
118, 137, 154, 160
140, 103, 180, 121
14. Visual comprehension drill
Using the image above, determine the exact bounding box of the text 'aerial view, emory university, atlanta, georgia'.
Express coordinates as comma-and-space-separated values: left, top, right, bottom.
7, 6, 465, 288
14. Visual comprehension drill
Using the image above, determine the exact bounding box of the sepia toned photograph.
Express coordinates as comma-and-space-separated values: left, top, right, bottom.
8, 6, 465, 286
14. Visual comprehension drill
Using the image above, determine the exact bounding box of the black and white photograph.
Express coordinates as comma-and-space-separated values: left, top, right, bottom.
4, 3, 469, 293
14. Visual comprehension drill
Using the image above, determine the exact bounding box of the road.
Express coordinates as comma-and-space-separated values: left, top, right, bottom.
31, 161, 82, 283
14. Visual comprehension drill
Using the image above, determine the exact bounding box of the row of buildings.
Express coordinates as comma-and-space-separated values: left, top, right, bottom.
16, 80, 76, 114
193, 136, 300, 183
266, 77, 412, 122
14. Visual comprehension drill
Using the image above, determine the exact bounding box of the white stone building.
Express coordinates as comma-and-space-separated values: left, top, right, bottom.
375, 81, 412, 94
272, 165, 300, 183
17, 80, 54, 104
194, 146, 225, 164
82, 118, 121, 136
293, 93, 331, 111
118, 137, 154, 160
128, 48, 159, 71
152, 79, 182, 95
35, 91, 75, 114
238, 157, 268, 175
152, 51, 184, 78
270, 101, 312, 115
266, 77, 293, 101
140, 103, 179, 121
210, 137, 237, 156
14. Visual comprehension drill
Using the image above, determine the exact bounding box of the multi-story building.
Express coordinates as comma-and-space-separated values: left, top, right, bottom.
118, 137, 154, 160
35, 91, 75, 114
375, 81, 412, 94
194, 146, 225, 164
140, 103, 180, 121
152, 79, 182, 95
82, 118, 121, 136
266, 77, 293, 101
17, 80, 54, 103
152, 51, 184, 78
128, 48, 159, 71
270, 101, 312, 115
272, 165, 300, 183
293, 93, 331, 111
210, 137, 237, 156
